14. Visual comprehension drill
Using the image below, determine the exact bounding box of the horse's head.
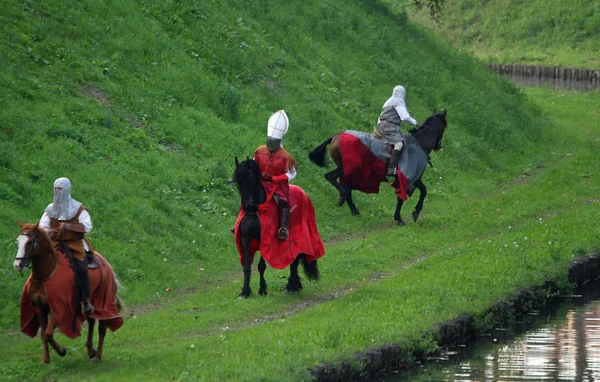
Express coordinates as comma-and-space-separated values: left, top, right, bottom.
412, 109, 447, 153
14, 221, 46, 271
233, 157, 265, 211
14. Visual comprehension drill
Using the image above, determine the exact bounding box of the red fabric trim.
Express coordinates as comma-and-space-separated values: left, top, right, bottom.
390, 170, 409, 200
20, 253, 123, 339
338, 133, 388, 194
234, 185, 325, 269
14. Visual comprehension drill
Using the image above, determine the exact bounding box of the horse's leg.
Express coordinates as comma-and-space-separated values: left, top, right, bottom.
394, 196, 406, 226
411, 179, 427, 222
45, 314, 67, 357
324, 167, 348, 206
86, 317, 97, 359
91, 320, 107, 363
344, 186, 360, 216
34, 305, 50, 364
239, 234, 253, 298
285, 256, 302, 293
258, 257, 267, 296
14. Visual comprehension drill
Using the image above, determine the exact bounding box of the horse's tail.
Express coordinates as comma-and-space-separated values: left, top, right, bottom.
308, 135, 334, 167
300, 254, 320, 281
112, 269, 126, 314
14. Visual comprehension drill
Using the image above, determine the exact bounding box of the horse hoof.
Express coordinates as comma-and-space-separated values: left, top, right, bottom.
396, 219, 406, 226
351, 210, 360, 216
258, 289, 268, 296
90, 357, 102, 364
285, 289, 300, 294
89, 349, 97, 359
41, 359, 49, 365
411, 211, 420, 222
337, 196, 346, 207
57, 347, 67, 357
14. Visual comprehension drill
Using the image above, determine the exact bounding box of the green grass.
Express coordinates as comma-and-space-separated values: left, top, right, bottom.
1, 0, 548, 325
0, 88, 598, 380
1, 0, 599, 380
391, 0, 600, 68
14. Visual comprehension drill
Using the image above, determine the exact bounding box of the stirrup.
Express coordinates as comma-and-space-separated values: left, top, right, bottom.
278, 227, 289, 241
82, 301, 95, 317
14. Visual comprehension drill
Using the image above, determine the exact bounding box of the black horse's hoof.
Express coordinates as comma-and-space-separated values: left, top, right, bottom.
396, 219, 406, 226
351, 208, 360, 216
88, 349, 97, 359
239, 289, 251, 299
337, 195, 346, 207
411, 211, 420, 222
258, 289, 268, 296
57, 347, 67, 357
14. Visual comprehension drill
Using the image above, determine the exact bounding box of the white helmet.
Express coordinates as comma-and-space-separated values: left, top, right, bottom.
267, 110, 289, 140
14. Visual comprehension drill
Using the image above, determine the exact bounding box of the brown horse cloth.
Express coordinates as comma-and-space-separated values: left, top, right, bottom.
234, 185, 325, 269
20, 253, 123, 339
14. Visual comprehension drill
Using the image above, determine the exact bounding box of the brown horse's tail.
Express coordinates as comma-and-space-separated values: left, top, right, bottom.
309, 135, 334, 167
112, 269, 125, 314
115, 295, 125, 314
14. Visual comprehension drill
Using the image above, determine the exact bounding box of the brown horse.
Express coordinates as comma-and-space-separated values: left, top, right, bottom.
309, 110, 447, 225
13, 221, 124, 363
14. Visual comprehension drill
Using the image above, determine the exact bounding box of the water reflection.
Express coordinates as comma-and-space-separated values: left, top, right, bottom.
505, 74, 600, 92
396, 281, 600, 381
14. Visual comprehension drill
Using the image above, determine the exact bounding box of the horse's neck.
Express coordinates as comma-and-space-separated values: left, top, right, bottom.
413, 125, 438, 154
31, 238, 58, 282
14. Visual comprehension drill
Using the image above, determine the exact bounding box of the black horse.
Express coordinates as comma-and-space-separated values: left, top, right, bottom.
233, 157, 320, 298
309, 109, 448, 225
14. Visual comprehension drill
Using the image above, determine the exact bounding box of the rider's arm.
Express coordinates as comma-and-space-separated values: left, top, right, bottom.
39, 212, 51, 228
61, 210, 92, 233
272, 166, 296, 184
394, 104, 418, 126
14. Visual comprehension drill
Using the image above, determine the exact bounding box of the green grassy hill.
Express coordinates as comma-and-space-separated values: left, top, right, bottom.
391, 0, 600, 67
1, 0, 546, 320
3, 0, 598, 380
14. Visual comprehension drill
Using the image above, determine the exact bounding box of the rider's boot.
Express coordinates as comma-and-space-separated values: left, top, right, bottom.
387, 149, 402, 176
76, 257, 94, 317
278, 207, 290, 241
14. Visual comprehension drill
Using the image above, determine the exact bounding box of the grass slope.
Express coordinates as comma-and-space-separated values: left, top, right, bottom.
1, 0, 598, 380
391, 0, 600, 68
1, 0, 545, 325
0, 88, 598, 380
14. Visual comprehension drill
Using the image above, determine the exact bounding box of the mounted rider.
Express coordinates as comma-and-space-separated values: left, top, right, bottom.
374, 85, 419, 176
39, 177, 95, 317
253, 110, 297, 241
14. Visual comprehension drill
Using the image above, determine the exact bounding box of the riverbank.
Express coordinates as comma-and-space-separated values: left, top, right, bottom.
311, 254, 600, 381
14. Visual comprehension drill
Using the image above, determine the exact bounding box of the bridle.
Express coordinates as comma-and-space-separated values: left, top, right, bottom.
15, 231, 39, 268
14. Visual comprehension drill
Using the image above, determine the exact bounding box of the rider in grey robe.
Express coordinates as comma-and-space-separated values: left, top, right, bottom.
375, 85, 418, 176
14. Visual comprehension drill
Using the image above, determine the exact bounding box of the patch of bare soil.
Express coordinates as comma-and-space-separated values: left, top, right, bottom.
80, 84, 110, 106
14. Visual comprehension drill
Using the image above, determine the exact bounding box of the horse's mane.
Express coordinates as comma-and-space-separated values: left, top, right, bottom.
234, 159, 262, 183
409, 111, 445, 135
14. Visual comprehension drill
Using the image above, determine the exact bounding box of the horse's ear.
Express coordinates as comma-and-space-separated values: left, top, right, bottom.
17, 219, 22, 228
246, 156, 250, 162
235, 156, 240, 169
443, 109, 447, 117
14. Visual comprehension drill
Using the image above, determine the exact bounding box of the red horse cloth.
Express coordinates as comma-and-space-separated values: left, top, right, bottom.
234, 185, 325, 269
20, 253, 124, 339
338, 132, 388, 194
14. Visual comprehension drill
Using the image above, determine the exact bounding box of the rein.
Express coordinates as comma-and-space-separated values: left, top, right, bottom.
17, 230, 58, 283
14, 233, 39, 263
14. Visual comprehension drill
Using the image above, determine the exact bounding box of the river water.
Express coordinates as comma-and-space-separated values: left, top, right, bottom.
502, 73, 599, 92
394, 280, 600, 381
